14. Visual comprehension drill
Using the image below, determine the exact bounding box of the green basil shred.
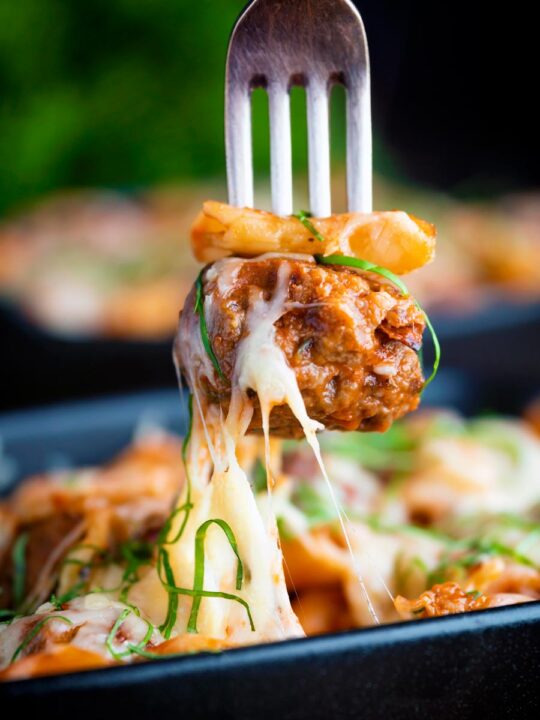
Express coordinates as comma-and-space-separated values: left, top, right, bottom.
195, 271, 225, 380
106, 608, 154, 661
12, 532, 29, 611
155, 398, 254, 637
157, 394, 194, 638
187, 519, 246, 633
50, 581, 86, 610
156, 397, 254, 638
292, 210, 325, 242
427, 537, 536, 586
157, 518, 254, 638
11, 615, 73, 664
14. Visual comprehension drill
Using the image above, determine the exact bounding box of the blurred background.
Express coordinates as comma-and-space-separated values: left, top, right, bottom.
0, 0, 538, 413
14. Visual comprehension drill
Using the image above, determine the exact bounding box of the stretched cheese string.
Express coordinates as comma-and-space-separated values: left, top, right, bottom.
340, 506, 396, 606
229, 260, 380, 624
168, 256, 381, 636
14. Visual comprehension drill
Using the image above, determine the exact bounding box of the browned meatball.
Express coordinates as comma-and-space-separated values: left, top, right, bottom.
177, 256, 425, 438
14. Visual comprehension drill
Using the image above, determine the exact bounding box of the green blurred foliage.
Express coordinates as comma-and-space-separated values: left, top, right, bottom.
0, 0, 354, 216
0, 0, 237, 214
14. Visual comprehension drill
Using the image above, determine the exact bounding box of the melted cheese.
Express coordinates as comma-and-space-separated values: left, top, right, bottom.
0, 595, 163, 670
135, 255, 380, 642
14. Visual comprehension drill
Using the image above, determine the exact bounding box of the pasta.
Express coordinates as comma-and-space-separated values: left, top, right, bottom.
2, 410, 540, 679
191, 201, 436, 273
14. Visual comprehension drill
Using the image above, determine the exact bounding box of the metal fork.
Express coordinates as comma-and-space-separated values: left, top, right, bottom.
225, 0, 371, 218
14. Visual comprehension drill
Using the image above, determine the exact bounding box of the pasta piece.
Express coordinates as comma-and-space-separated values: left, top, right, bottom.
291, 586, 354, 636
0, 646, 110, 681
191, 201, 436, 274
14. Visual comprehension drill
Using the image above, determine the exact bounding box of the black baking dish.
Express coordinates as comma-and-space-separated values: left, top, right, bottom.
1, 383, 540, 718
3, 604, 540, 719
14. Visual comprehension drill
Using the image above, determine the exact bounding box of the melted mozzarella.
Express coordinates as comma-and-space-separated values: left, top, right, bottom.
0, 595, 163, 670
137, 255, 380, 642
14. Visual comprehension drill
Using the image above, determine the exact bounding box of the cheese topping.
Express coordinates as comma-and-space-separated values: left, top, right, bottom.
152, 256, 383, 642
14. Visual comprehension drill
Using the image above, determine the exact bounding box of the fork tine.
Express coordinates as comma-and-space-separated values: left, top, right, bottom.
307, 79, 331, 217
226, 84, 254, 208
268, 81, 293, 216
226, 0, 371, 216
346, 67, 372, 213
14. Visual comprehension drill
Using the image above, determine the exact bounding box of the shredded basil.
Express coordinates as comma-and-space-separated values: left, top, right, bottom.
182, 393, 194, 488
187, 519, 245, 633
427, 537, 536, 586
11, 615, 73, 664
106, 608, 154, 661
276, 516, 295, 542
315, 253, 440, 387
118, 540, 154, 604
106, 608, 132, 660
158, 547, 180, 639
159, 394, 195, 548
155, 399, 253, 637
12, 532, 29, 611
195, 272, 226, 380
160, 583, 255, 632
157, 395, 195, 637
49, 581, 86, 610
127, 645, 164, 659
157, 517, 255, 637
292, 210, 325, 242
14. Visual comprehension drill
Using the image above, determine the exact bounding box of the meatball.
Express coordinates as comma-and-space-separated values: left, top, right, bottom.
177, 256, 425, 438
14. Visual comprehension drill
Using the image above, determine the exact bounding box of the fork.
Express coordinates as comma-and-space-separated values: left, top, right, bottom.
225, 0, 371, 218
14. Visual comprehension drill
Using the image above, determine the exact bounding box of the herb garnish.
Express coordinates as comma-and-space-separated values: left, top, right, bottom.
12, 532, 29, 611
118, 540, 154, 604
157, 395, 195, 638
314, 253, 441, 387
11, 615, 73, 664
195, 271, 225, 380
157, 511, 254, 636
156, 396, 250, 638
157, 545, 180, 638
157, 517, 254, 637
105, 608, 154, 661
49, 581, 86, 610
160, 583, 255, 632
293, 210, 325, 242
427, 537, 537, 586
187, 519, 246, 633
